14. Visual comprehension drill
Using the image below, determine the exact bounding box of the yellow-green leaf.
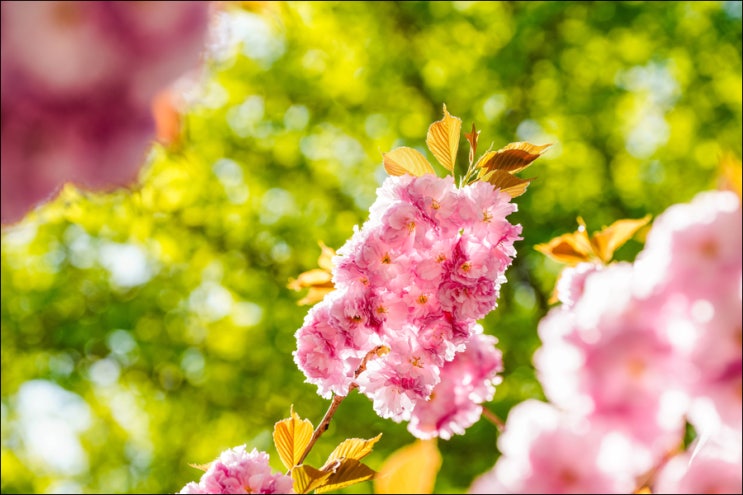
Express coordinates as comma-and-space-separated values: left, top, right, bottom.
590, 215, 652, 263
314, 458, 376, 494
482, 169, 533, 198
476, 142, 551, 174
324, 434, 382, 464
291, 464, 334, 494
383, 147, 435, 176
273, 406, 314, 471
373, 439, 442, 495
426, 104, 462, 172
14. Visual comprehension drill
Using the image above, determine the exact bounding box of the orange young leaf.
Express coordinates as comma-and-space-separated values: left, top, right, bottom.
590, 215, 652, 264
374, 439, 441, 494
383, 147, 435, 176
481, 169, 533, 198
324, 434, 382, 464
476, 142, 552, 174
273, 406, 314, 471
314, 458, 376, 494
291, 464, 334, 494
426, 104, 462, 172
534, 219, 595, 266
464, 123, 480, 167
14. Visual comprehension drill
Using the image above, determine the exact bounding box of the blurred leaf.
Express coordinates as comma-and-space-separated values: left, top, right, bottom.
317, 241, 336, 272
718, 152, 742, 198
314, 458, 376, 494
373, 439, 441, 494
534, 222, 594, 265
324, 434, 382, 464
187, 462, 212, 472
590, 215, 652, 263
383, 147, 435, 177
273, 406, 314, 471
426, 104, 462, 172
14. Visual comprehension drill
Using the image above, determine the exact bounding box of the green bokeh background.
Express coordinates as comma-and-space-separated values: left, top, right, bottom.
2, 1, 741, 493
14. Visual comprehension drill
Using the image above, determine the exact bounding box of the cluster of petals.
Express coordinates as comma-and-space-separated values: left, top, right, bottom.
295, 174, 520, 438
1, 1, 210, 224
472, 189, 742, 493
179, 445, 294, 494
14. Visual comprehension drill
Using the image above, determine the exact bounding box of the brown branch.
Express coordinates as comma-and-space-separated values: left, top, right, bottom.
294, 345, 387, 466
481, 407, 506, 432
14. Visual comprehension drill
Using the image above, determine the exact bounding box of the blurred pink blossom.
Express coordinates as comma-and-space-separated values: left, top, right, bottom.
1, 1, 210, 224
469, 400, 638, 494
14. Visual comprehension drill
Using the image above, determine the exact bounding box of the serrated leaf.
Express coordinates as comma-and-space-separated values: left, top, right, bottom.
188, 462, 212, 472
314, 458, 376, 494
426, 104, 462, 172
590, 215, 652, 263
273, 406, 314, 471
476, 142, 552, 174
482, 169, 533, 198
383, 147, 435, 176
324, 434, 382, 465
374, 439, 441, 494
292, 464, 334, 494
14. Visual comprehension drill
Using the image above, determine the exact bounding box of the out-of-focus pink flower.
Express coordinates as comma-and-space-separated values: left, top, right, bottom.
468, 400, 639, 494
653, 436, 742, 494
179, 445, 294, 494
535, 262, 689, 457
1, 1, 210, 225
636, 190, 742, 435
553, 261, 603, 308
295, 174, 520, 437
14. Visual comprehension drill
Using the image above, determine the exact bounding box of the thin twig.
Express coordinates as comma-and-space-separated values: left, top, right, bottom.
294, 345, 386, 466
481, 407, 505, 432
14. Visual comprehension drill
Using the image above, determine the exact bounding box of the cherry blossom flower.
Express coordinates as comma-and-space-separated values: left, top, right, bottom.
179, 445, 294, 494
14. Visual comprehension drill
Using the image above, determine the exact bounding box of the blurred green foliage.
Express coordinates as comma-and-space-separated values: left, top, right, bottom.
2, 1, 741, 493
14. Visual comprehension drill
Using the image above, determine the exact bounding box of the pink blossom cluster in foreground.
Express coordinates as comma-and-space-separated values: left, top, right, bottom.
471, 190, 742, 494
179, 445, 294, 494
295, 174, 520, 439
0, 1, 210, 224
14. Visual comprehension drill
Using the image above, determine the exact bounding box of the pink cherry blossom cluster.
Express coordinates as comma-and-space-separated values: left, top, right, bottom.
1, 1, 210, 224
471, 190, 742, 493
180, 445, 294, 494
294, 174, 520, 438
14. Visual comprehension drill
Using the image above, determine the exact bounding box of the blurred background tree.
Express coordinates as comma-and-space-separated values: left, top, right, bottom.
1, 1, 741, 493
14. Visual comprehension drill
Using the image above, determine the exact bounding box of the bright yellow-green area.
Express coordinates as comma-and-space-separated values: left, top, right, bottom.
2, 2, 741, 493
